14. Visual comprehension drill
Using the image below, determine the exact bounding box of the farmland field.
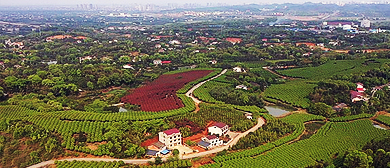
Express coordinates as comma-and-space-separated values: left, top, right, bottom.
121, 70, 213, 111
264, 80, 317, 108
203, 120, 390, 168
277, 59, 390, 80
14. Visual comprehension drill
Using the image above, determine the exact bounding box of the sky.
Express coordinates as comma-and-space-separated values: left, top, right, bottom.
0, 0, 353, 6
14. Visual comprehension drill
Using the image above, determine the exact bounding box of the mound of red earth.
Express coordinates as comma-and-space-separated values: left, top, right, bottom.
121, 70, 213, 111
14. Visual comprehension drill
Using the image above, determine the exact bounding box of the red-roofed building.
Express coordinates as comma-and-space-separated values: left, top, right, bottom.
350, 90, 366, 102
296, 42, 316, 48
74, 36, 87, 40
356, 83, 366, 93
208, 122, 229, 136
225, 38, 243, 45
159, 128, 182, 148
161, 61, 171, 64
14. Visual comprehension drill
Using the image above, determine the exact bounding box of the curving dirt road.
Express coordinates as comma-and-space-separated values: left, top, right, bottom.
28, 68, 265, 168
185, 69, 227, 112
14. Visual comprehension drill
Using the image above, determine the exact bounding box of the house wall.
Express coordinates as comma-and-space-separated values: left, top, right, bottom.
208, 126, 223, 136
158, 132, 182, 148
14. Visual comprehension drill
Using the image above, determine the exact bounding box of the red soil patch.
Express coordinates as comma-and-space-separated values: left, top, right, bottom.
121, 70, 213, 111
141, 136, 159, 147
192, 146, 206, 152
184, 133, 207, 143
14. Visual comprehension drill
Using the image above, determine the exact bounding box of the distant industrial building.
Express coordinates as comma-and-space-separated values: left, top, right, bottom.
360, 20, 371, 28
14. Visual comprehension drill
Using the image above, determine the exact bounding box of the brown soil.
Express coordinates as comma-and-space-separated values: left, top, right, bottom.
86, 141, 107, 151
141, 136, 159, 147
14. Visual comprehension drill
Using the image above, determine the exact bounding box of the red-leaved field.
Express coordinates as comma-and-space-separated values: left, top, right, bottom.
121, 70, 213, 111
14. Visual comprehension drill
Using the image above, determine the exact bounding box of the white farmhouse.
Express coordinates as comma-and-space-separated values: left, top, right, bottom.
208, 122, 229, 137
153, 59, 162, 65
233, 67, 245, 73
158, 128, 182, 148
198, 135, 223, 149
236, 85, 248, 90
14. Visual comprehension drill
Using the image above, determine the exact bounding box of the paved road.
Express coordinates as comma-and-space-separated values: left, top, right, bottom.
28, 68, 264, 168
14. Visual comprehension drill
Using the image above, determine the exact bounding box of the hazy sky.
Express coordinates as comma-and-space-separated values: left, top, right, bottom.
0, 0, 346, 6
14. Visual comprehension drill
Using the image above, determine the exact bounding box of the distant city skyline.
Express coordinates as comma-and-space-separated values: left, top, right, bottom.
1, 0, 388, 6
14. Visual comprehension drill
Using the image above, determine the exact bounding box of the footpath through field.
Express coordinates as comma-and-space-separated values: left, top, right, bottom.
29, 69, 266, 168
185, 69, 227, 112
262, 67, 296, 80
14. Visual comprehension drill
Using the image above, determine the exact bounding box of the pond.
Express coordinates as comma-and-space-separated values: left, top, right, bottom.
264, 106, 291, 117
119, 107, 128, 112
373, 123, 388, 130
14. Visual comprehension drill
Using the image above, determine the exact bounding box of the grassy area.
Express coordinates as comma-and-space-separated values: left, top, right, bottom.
277, 59, 390, 80
205, 120, 390, 168
264, 80, 317, 108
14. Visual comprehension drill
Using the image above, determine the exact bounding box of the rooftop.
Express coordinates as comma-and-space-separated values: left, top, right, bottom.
163, 128, 180, 135
153, 141, 166, 149
206, 135, 218, 140
212, 122, 227, 128
198, 140, 211, 148
146, 150, 159, 156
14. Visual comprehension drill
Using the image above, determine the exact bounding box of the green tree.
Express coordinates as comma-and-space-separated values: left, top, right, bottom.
344, 150, 373, 168
172, 149, 179, 156
87, 81, 94, 90
155, 156, 162, 164
310, 102, 335, 118
84, 99, 108, 112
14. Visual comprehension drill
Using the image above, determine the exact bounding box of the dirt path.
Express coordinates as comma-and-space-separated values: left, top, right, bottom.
29, 69, 255, 168
182, 117, 265, 159
185, 69, 227, 112
262, 67, 296, 80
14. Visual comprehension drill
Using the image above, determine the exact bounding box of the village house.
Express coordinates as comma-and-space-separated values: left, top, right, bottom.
245, 113, 253, 119
153, 59, 162, 65
209, 60, 217, 64
225, 38, 243, 45
208, 122, 229, 137
198, 135, 224, 149
123, 64, 135, 70
158, 128, 182, 148
169, 40, 181, 45
5, 39, 24, 49
332, 103, 348, 112
41, 60, 58, 65
233, 67, 246, 73
236, 84, 248, 90
79, 56, 96, 63
356, 83, 366, 93
146, 141, 170, 157
350, 91, 368, 102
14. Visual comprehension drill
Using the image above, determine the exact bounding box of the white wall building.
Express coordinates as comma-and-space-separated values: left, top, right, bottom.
198, 135, 223, 149
208, 122, 229, 137
158, 128, 182, 148
361, 20, 371, 28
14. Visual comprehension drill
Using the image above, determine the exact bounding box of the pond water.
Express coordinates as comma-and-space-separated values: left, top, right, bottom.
119, 107, 128, 112
264, 106, 291, 117
373, 123, 388, 130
